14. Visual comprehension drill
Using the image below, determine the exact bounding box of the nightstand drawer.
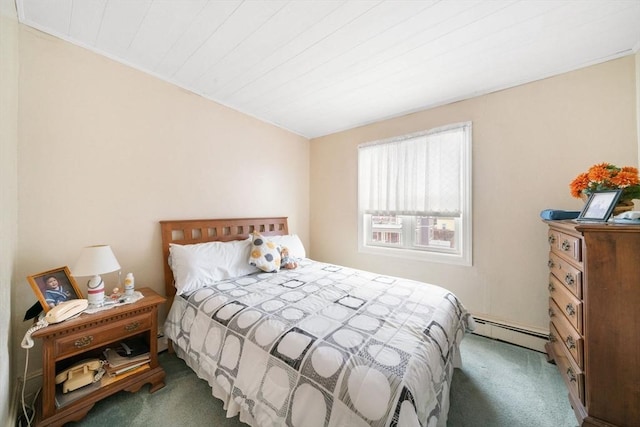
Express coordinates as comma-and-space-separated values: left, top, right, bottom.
55, 313, 151, 359
548, 252, 582, 298
548, 274, 583, 334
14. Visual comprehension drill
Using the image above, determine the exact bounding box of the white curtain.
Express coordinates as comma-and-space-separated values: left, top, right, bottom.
358, 124, 467, 217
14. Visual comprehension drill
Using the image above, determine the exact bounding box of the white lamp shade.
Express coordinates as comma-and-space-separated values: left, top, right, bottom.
72, 245, 121, 277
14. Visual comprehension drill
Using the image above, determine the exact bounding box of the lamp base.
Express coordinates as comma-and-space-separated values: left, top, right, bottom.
86, 275, 105, 307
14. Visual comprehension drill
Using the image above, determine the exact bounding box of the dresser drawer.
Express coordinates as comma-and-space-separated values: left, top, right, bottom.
548, 229, 582, 263
55, 313, 151, 359
549, 299, 583, 369
549, 322, 584, 404
548, 252, 582, 298
548, 274, 583, 333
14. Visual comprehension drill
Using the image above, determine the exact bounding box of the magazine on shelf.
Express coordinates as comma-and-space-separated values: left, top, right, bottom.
103, 338, 150, 367
101, 363, 150, 386
104, 357, 150, 377
104, 347, 149, 366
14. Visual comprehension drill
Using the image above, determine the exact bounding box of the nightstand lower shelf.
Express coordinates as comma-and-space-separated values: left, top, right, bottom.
37, 366, 165, 426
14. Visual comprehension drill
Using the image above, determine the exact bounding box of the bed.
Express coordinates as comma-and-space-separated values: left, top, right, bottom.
161, 217, 473, 427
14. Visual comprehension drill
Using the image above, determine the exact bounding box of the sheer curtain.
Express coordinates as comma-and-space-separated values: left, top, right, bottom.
358, 124, 468, 217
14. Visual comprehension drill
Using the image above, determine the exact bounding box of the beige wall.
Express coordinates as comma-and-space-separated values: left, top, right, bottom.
310, 56, 638, 338
1, 9, 19, 424
13, 26, 310, 375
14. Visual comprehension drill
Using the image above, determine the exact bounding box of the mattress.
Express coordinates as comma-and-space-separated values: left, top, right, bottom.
164, 258, 473, 426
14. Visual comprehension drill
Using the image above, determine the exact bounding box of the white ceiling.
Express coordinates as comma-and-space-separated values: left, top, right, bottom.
16, 0, 640, 138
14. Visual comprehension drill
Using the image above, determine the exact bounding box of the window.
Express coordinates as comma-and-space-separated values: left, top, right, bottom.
358, 122, 472, 265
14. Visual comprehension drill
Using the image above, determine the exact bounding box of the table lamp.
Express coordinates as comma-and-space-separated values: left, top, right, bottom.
72, 245, 121, 307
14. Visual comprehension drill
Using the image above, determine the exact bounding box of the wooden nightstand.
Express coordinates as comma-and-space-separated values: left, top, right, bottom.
31, 287, 166, 427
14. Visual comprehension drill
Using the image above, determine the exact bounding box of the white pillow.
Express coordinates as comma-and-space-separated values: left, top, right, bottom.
169, 238, 259, 295
267, 234, 306, 259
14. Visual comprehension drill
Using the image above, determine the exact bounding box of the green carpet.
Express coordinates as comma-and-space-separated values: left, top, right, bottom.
70, 334, 576, 426
447, 334, 576, 427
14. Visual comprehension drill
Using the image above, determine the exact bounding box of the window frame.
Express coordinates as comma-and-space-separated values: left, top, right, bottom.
357, 122, 472, 266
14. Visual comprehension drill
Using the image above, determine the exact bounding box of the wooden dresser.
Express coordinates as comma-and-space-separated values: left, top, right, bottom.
545, 220, 640, 427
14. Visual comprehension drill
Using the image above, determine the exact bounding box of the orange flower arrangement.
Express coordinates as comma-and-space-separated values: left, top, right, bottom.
570, 163, 640, 202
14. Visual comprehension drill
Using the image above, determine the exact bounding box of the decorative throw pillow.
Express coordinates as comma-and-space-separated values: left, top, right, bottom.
249, 232, 281, 272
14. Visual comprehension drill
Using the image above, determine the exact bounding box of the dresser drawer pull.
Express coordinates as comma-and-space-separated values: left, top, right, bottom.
564, 273, 575, 286
565, 336, 576, 349
548, 235, 556, 245
565, 303, 576, 317
124, 321, 141, 332
548, 308, 555, 318
567, 367, 577, 382
548, 259, 555, 269
549, 332, 557, 343
561, 240, 571, 251
74, 336, 93, 348
548, 282, 555, 292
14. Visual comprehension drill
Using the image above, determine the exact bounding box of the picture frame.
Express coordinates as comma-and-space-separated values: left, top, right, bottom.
27, 266, 84, 312
577, 190, 622, 222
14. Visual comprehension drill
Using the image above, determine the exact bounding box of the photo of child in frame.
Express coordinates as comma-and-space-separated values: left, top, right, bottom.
27, 266, 84, 312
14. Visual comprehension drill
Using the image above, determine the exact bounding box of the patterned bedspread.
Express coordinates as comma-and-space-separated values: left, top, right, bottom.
164, 259, 473, 427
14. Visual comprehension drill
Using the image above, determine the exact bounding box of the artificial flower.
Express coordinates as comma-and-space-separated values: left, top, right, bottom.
570, 163, 640, 202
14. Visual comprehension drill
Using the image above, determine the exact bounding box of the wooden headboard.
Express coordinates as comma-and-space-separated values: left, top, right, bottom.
160, 217, 289, 305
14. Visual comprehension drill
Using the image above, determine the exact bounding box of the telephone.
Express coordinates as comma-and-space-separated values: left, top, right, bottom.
46, 299, 88, 323
55, 359, 104, 393
21, 299, 88, 349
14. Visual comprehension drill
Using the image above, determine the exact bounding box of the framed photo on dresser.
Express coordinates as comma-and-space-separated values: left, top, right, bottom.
576, 190, 621, 222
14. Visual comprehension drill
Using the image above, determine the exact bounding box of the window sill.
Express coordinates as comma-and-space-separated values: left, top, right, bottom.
358, 244, 472, 266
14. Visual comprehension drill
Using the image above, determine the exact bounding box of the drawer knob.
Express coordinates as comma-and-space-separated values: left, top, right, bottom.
548, 235, 556, 245
548, 282, 555, 292
548, 259, 555, 269
566, 336, 576, 349
548, 308, 555, 318
74, 336, 93, 348
561, 240, 571, 251
125, 321, 141, 332
567, 367, 577, 382
549, 332, 557, 343
565, 303, 576, 317
564, 273, 575, 286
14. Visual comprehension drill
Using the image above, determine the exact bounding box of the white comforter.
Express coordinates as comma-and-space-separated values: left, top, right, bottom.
164, 259, 473, 427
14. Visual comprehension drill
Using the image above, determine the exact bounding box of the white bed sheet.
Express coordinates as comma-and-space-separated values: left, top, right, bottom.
164, 259, 473, 426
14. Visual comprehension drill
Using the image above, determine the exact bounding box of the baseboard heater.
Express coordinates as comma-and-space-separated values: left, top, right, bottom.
473, 316, 549, 340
